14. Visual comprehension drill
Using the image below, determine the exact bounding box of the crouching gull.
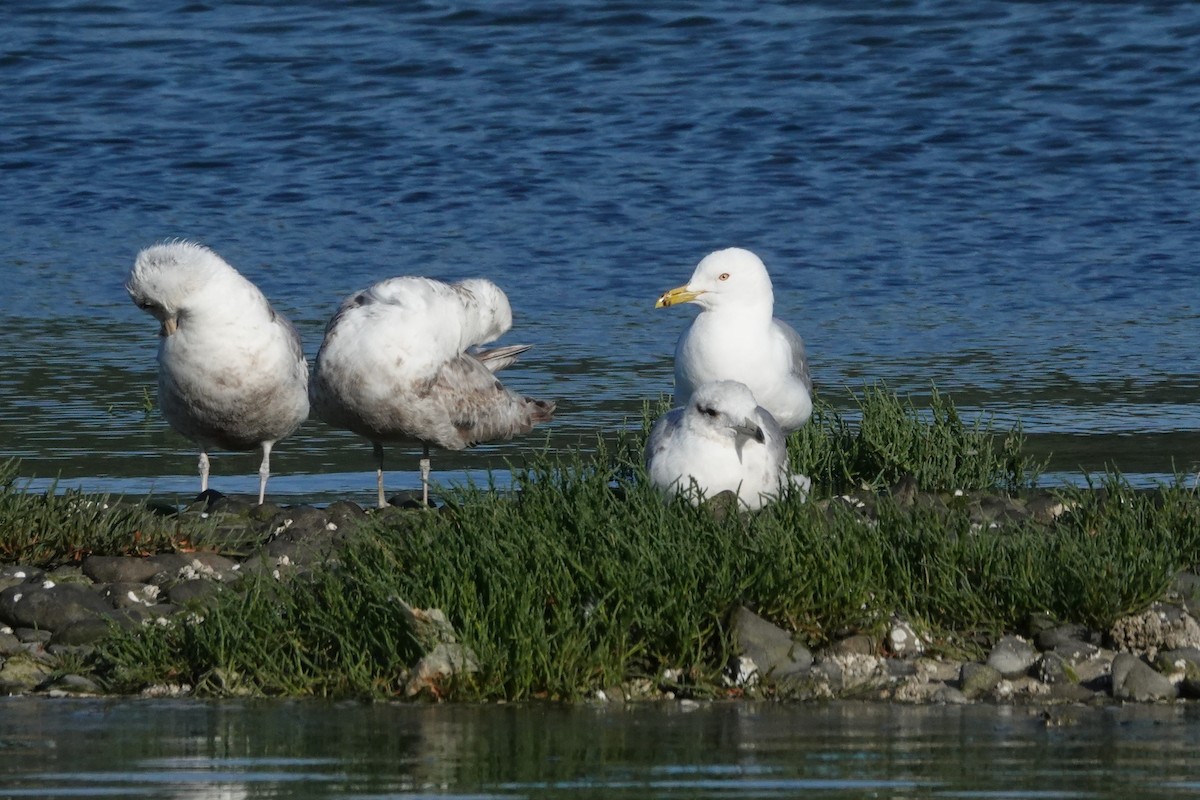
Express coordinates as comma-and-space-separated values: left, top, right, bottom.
645, 380, 809, 511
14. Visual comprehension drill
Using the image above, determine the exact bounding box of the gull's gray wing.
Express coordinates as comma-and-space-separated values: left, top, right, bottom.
773, 319, 812, 394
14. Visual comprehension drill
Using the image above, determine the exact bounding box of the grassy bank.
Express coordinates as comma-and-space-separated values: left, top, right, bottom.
4, 386, 1199, 700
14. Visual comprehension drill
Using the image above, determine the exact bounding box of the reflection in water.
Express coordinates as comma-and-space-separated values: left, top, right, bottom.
1, 699, 1199, 799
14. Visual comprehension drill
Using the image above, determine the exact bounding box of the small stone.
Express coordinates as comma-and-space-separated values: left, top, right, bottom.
43, 674, 101, 695
50, 617, 114, 647
1036, 651, 1078, 685
103, 582, 161, 609
986, 635, 1037, 678
887, 619, 924, 658
1110, 603, 1200, 659
931, 684, 969, 705
728, 606, 813, 686
828, 634, 876, 657
960, 662, 1002, 699
0, 583, 112, 633
405, 642, 479, 697
1111, 652, 1176, 702
0, 655, 52, 694
168, 579, 225, 606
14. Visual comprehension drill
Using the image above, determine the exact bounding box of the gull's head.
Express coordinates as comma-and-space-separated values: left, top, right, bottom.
655, 248, 774, 312
126, 241, 233, 336
686, 380, 766, 444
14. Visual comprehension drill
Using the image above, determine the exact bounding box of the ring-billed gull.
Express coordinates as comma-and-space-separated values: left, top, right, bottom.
645, 380, 808, 511
126, 241, 310, 504
656, 248, 813, 432
309, 275, 555, 508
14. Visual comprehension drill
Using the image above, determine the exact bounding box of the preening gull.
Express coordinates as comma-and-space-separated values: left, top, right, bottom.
126, 241, 310, 504
645, 380, 808, 511
656, 248, 813, 432
309, 275, 555, 508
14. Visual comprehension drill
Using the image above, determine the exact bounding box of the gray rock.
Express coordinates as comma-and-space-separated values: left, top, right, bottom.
1111, 652, 1176, 702
168, 579, 225, 606
931, 684, 969, 705
960, 662, 1002, 699
325, 500, 369, 531
1153, 648, 1200, 698
14, 628, 52, 645
49, 617, 115, 646
0, 631, 22, 656
1036, 651, 1078, 685
44, 674, 102, 696
83, 555, 168, 585
0, 655, 52, 694
729, 606, 813, 684
1173, 571, 1200, 614
887, 619, 924, 658
404, 642, 479, 697
102, 582, 161, 609
0, 583, 111, 632
986, 635, 1037, 678
1110, 603, 1200, 658
1045, 682, 1099, 703
827, 634, 876, 657
267, 506, 332, 540
1034, 623, 1091, 651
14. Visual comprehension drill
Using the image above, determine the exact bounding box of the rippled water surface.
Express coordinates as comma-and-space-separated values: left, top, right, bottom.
2, 699, 1200, 799
2, 1, 1198, 501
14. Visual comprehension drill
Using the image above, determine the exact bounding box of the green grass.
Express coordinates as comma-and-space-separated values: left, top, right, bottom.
0, 459, 214, 566
89, 387, 1200, 701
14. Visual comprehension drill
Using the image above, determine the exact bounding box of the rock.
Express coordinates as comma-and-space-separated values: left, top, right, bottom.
1036, 651, 1078, 685
986, 635, 1037, 678
83, 555, 168, 585
405, 642, 479, 697
167, 579, 225, 606
931, 684, 969, 704
827, 634, 876, 657
0, 583, 111, 632
102, 582, 161, 609
1034, 623, 1092, 651
0, 655, 52, 694
1173, 571, 1200, 614
728, 606, 813, 685
887, 619, 924, 658
0, 631, 22, 656
960, 662, 1002, 699
43, 674, 102, 695
50, 617, 115, 646
325, 500, 369, 531
1110, 604, 1200, 658
1044, 682, 1099, 703
1153, 648, 1200, 698
813, 654, 889, 696
1111, 652, 1175, 701
1025, 491, 1074, 523
267, 506, 332, 540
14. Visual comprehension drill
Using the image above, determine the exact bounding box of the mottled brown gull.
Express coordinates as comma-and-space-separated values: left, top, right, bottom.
125, 241, 310, 504
656, 247, 814, 432
645, 380, 809, 511
309, 275, 555, 508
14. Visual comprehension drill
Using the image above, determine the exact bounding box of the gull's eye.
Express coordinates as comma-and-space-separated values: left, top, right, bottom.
697, 404, 718, 418
718, 272, 730, 281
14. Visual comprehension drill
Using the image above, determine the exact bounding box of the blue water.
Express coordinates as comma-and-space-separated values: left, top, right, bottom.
2, 1, 1198, 502
2, 699, 1200, 799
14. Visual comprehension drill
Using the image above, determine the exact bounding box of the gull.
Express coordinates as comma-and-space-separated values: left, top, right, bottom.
656, 247, 813, 432
309, 275, 555, 508
126, 241, 310, 504
645, 380, 808, 511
